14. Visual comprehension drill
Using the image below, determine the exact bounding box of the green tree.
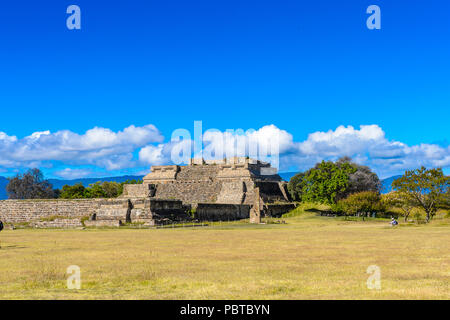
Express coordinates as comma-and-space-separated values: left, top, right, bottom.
392, 167, 449, 222
289, 158, 380, 204
287, 172, 305, 201
302, 160, 356, 204
58, 179, 143, 199
337, 157, 381, 196
60, 183, 86, 199
102, 181, 122, 198
85, 182, 107, 198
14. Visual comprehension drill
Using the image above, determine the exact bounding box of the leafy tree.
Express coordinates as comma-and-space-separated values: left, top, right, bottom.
60, 183, 86, 199
58, 179, 143, 199
337, 157, 381, 196
6, 168, 57, 199
334, 191, 385, 217
289, 157, 381, 204
287, 172, 305, 201
392, 167, 449, 222
382, 191, 414, 222
102, 181, 122, 198
302, 160, 356, 204
85, 182, 107, 198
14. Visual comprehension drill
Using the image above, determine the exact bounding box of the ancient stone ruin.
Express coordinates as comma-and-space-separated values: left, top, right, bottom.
0, 157, 295, 228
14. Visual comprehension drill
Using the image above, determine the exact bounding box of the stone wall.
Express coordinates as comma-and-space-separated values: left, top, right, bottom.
0, 199, 105, 223
196, 203, 250, 221
122, 178, 289, 208
216, 180, 245, 204
84, 220, 121, 227
0, 198, 296, 227
95, 199, 130, 221
0, 198, 193, 227
122, 184, 151, 198
32, 219, 83, 229
176, 165, 220, 181
154, 181, 222, 205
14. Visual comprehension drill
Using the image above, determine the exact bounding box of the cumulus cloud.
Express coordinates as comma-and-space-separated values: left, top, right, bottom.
139, 144, 167, 166
139, 125, 450, 177
0, 125, 164, 170
138, 124, 449, 178
292, 125, 450, 177
0, 123, 448, 179
298, 125, 385, 157
138, 125, 295, 167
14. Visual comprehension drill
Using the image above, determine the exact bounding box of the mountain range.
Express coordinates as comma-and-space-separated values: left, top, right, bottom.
0, 172, 397, 200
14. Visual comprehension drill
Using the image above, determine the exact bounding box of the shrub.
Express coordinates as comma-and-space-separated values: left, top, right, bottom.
334, 191, 385, 217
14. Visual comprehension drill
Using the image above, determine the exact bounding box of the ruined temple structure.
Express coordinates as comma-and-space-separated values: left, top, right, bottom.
111, 157, 295, 225
123, 157, 290, 205
0, 157, 295, 228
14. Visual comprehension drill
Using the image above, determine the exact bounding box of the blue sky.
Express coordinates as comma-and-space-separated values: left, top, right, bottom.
0, 0, 449, 179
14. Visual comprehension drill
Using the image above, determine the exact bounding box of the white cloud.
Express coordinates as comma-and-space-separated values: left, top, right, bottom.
0, 125, 164, 170
138, 123, 449, 178
53, 168, 93, 180
201, 125, 295, 160
292, 125, 450, 177
298, 125, 385, 157
139, 144, 167, 165
26, 131, 51, 140
0, 132, 18, 143
0, 123, 448, 179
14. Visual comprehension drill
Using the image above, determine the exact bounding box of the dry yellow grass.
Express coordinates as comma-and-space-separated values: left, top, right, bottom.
0, 213, 448, 300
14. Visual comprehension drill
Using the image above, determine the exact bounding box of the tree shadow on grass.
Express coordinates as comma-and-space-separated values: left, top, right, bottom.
305, 208, 336, 217
0, 244, 28, 249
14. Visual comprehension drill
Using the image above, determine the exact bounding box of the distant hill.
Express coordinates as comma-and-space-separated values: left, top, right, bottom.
380, 175, 402, 193
0, 175, 144, 200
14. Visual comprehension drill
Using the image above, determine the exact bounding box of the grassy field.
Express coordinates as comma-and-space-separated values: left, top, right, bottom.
0, 210, 449, 299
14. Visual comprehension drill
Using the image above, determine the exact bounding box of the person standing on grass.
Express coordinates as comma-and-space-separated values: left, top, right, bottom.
0, 220, 3, 232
